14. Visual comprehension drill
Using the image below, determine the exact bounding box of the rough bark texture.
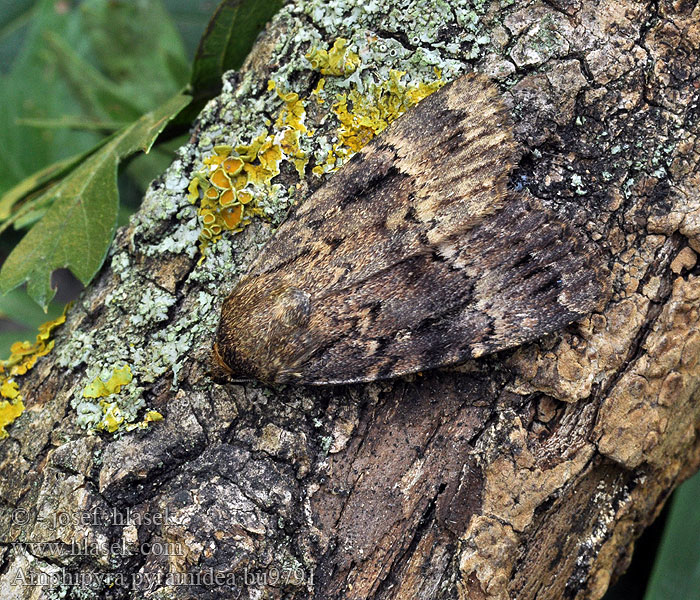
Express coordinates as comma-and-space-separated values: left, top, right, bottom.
1, 0, 699, 599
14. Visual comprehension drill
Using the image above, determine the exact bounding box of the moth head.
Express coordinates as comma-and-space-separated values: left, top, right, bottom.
209, 341, 236, 381
213, 276, 312, 385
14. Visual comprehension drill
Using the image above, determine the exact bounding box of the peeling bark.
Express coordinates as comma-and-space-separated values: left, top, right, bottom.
1, 0, 699, 599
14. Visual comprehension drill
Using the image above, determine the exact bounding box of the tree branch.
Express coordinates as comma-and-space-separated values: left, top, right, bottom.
1, 1, 699, 599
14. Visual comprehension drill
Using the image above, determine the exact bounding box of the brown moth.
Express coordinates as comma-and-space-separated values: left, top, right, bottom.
212, 72, 609, 385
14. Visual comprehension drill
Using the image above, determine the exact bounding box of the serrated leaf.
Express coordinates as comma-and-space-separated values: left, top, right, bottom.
0, 92, 191, 309
190, 0, 284, 97
1, 151, 119, 309
113, 92, 192, 156
0, 137, 112, 224
0, 153, 86, 221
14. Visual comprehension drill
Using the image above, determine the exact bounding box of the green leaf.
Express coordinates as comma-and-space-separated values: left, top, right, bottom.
16, 117, 128, 132
0, 288, 61, 325
81, 0, 190, 101
42, 31, 146, 124
0, 136, 119, 240
0, 0, 103, 196
113, 93, 192, 156
42, 0, 190, 122
0, 0, 36, 74
0, 0, 281, 310
0, 92, 191, 309
644, 471, 700, 600
0, 0, 191, 198
190, 0, 284, 97
0, 152, 90, 221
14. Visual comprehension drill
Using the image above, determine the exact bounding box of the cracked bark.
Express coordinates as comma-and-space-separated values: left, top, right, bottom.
1, 0, 699, 599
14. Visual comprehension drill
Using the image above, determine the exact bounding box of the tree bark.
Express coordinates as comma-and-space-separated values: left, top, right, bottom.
1, 0, 699, 599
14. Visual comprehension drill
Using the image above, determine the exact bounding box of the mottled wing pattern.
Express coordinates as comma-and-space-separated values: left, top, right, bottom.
248, 72, 515, 287
214, 73, 609, 385
291, 196, 606, 383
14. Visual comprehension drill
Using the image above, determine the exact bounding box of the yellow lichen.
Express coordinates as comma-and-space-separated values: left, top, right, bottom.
305, 38, 360, 76
0, 398, 24, 439
188, 39, 441, 257
0, 309, 68, 439
312, 69, 444, 175
83, 364, 133, 399
190, 81, 312, 258
98, 400, 124, 433
312, 78, 326, 102
82, 364, 161, 434
0, 379, 20, 400
123, 409, 163, 433
144, 410, 163, 423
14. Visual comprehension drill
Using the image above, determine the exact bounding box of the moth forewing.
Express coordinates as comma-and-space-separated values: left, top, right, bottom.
213, 72, 609, 385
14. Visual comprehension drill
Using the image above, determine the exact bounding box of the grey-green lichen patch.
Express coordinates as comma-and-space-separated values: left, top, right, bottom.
571, 173, 588, 196
509, 14, 572, 67
297, 0, 491, 71
149, 220, 201, 258
47, 582, 104, 600
53, 0, 525, 435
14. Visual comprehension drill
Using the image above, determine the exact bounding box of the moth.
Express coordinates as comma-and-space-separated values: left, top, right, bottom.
212, 72, 609, 385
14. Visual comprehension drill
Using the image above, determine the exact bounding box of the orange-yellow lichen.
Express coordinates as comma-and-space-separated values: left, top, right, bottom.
305, 38, 360, 76
275, 89, 308, 134
210, 168, 232, 190
223, 157, 244, 176
237, 189, 254, 205
98, 401, 124, 433
222, 205, 244, 229
219, 189, 235, 207
190, 81, 312, 257
188, 41, 440, 257
0, 309, 67, 439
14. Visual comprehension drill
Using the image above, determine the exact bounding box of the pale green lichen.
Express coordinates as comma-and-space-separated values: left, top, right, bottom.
509, 13, 570, 67
74, 364, 161, 434
56, 0, 502, 436
129, 286, 176, 327
571, 173, 587, 196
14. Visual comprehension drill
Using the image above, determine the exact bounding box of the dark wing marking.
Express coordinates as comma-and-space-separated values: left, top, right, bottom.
214, 73, 609, 385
